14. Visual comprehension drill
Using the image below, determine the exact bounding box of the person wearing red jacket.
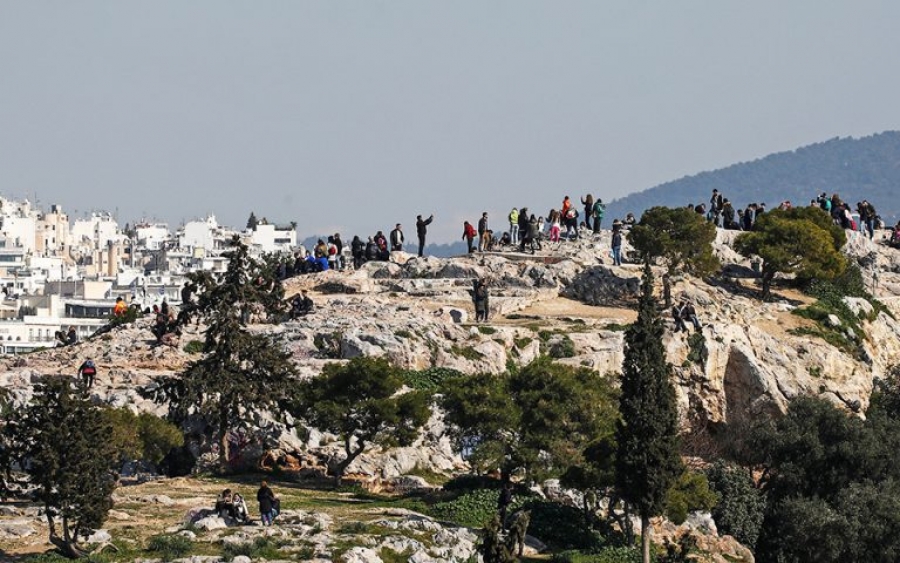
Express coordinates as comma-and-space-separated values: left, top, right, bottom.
462, 221, 477, 253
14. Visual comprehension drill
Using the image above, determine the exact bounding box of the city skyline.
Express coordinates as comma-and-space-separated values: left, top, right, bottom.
2, 2, 899, 242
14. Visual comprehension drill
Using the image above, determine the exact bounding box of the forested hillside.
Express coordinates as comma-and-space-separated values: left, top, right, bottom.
606, 131, 900, 223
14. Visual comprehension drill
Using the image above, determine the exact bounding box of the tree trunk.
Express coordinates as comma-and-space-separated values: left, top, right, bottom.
333, 439, 366, 488
762, 269, 774, 300
641, 513, 651, 563
219, 410, 231, 473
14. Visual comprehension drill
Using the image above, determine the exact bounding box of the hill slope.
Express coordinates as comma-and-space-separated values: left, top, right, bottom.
605, 131, 900, 223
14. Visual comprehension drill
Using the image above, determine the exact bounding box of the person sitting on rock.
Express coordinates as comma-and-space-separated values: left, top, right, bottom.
232, 492, 250, 524
681, 300, 702, 332
113, 296, 128, 317
66, 326, 78, 346
672, 303, 688, 333
55, 330, 68, 347
291, 291, 314, 319
215, 489, 237, 520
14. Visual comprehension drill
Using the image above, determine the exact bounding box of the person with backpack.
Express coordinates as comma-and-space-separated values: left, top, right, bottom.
257, 480, 279, 526
862, 200, 877, 239
592, 199, 606, 233
390, 224, 404, 252
78, 358, 98, 388
416, 214, 434, 257
365, 236, 380, 262
462, 221, 477, 254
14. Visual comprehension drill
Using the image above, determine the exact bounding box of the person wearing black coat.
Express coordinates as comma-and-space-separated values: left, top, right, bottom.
257, 480, 278, 526
416, 214, 434, 257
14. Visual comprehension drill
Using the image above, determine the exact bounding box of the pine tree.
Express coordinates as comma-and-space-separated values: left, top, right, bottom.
615, 261, 684, 563
143, 236, 294, 471
0, 378, 119, 558
292, 357, 430, 487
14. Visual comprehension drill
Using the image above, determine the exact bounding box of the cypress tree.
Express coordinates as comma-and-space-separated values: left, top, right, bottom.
615, 261, 683, 563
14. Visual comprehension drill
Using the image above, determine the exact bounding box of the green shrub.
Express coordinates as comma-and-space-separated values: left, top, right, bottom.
313, 331, 343, 359
394, 329, 413, 339
478, 326, 497, 335
523, 500, 603, 551
705, 461, 765, 548
147, 534, 193, 560
183, 340, 204, 354
430, 489, 525, 528
664, 470, 718, 525
99, 409, 184, 467
548, 334, 577, 359
401, 367, 463, 392
686, 332, 706, 366
551, 547, 643, 563
443, 474, 504, 492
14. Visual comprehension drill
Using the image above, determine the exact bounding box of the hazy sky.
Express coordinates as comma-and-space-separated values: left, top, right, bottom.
2, 2, 899, 242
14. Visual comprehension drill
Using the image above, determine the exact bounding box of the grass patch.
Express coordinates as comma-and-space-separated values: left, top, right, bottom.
477, 325, 497, 335
451, 345, 485, 361
222, 536, 288, 562
404, 464, 452, 486
182, 339, 204, 354
514, 336, 533, 349
147, 534, 193, 560
603, 323, 630, 332
394, 329, 413, 339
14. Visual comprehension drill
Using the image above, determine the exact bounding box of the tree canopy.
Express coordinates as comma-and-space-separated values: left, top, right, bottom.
1, 379, 119, 558
442, 356, 619, 485
734, 207, 847, 298
143, 237, 294, 471
740, 378, 900, 563
291, 356, 430, 486
627, 206, 720, 277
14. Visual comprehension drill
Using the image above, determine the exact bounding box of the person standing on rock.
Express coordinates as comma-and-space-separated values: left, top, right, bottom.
508, 208, 519, 245
416, 214, 434, 257
257, 480, 279, 526
581, 194, 594, 231
478, 212, 489, 252
592, 199, 605, 233
473, 278, 489, 322
611, 228, 623, 266
390, 224, 405, 252
463, 221, 477, 254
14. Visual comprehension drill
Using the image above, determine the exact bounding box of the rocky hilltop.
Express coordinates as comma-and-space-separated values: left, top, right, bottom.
4, 228, 900, 483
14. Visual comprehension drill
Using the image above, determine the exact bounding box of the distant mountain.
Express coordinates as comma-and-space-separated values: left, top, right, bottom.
605, 131, 900, 224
